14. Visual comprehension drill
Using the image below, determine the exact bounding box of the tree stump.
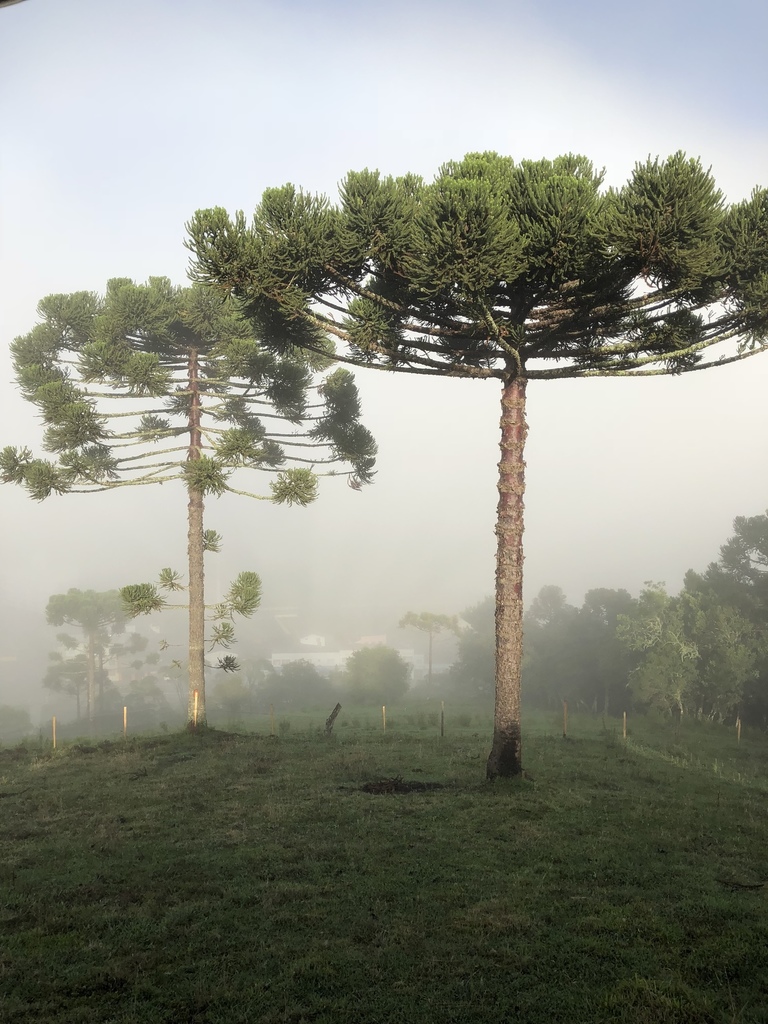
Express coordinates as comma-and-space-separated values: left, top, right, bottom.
325, 702, 342, 736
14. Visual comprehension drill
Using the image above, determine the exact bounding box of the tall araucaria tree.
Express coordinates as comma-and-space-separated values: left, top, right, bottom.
1, 278, 376, 726
187, 152, 768, 776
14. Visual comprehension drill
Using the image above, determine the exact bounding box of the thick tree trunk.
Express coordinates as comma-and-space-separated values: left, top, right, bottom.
486, 375, 528, 780
187, 348, 206, 727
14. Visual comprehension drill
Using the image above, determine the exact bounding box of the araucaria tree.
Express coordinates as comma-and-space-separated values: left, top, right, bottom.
188, 152, 768, 776
399, 611, 459, 686
45, 588, 125, 726
2, 278, 376, 725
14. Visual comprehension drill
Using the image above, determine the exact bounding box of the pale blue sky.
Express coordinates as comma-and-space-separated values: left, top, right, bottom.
1, 0, 767, 699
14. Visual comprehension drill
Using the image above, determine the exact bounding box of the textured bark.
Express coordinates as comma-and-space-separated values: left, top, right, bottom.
187, 348, 206, 727
486, 375, 528, 780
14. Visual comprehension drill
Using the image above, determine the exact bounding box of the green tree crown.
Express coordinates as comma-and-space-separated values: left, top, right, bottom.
344, 646, 410, 705
3, 278, 376, 501
186, 151, 768, 774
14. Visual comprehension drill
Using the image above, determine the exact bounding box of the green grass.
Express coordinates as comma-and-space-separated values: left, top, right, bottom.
1, 714, 767, 1023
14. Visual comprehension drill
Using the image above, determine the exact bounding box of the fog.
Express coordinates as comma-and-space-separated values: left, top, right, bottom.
1, 0, 767, 718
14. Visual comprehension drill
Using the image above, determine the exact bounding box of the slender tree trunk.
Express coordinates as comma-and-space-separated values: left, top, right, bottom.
187, 348, 206, 727
86, 633, 95, 733
98, 647, 104, 710
486, 375, 528, 780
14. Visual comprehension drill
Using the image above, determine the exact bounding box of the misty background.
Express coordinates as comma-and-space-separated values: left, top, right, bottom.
1, 0, 767, 719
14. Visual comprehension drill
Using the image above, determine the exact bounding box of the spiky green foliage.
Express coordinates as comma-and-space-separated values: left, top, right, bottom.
157, 568, 184, 592
223, 571, 262, 618
120, 583, 167, 618
188, 152, 768, 380
122, 562, 262, 677
269, 467, 319, 506
202, 529, 222, 553
210, 621, 236, 649
3, 278, 376, 499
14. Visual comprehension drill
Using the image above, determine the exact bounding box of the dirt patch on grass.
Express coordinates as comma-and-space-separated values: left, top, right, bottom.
360, 776, 446, 794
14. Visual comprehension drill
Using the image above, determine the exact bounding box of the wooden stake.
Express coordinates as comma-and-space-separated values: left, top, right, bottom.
270, 703, 275, 736
382, 705, 386, 731
562, 700, 568, 739
193, 689, 199, 728
737, 717, 742, 743
52, 716, 56, 750
623, 711, 627, 740
123, 706, 127, 738
440, 700, 445, 738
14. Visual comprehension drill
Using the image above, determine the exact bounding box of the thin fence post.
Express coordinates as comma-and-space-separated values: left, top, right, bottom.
123, 706, 127, 738
440, 700, 445, 738
737, 717, 742, 743
52, 716, 56, 750
623, 711, 627, 741
562, 700, 568, 739
382, 705, 386, 732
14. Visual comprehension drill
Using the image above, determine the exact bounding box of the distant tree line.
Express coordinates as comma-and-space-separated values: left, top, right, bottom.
19, 509, 768, 737
212, 645, 411, 717
446, 512, 768, 728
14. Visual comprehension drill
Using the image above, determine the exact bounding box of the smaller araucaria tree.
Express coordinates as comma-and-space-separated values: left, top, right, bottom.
44, 642, 89, 721
399, 611, 459, 686
45, 589, 125, 727
2, 278, 376, 726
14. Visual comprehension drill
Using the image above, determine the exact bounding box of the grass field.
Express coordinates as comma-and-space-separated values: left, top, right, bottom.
1, 708, 767, 1023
